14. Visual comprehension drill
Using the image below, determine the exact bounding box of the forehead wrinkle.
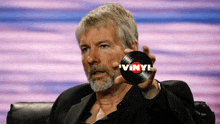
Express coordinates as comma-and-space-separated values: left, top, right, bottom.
82, 22, 117, 38
82, 25, 116, 42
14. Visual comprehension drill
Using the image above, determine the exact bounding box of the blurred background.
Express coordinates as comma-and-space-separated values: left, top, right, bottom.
1, 0, 220, 123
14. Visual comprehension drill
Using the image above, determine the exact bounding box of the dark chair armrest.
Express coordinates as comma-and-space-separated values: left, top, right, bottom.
7, 102, 54, 124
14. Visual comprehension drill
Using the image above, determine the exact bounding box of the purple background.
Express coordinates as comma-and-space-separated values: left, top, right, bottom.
1, 0, 220, 123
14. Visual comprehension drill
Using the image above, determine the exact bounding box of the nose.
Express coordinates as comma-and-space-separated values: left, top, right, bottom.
87, 49, 100, 64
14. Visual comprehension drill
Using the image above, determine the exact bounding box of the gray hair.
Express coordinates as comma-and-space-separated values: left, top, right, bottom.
75, 2, 138, 48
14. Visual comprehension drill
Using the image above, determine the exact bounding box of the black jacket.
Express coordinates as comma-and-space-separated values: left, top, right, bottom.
49, 80, 212, 124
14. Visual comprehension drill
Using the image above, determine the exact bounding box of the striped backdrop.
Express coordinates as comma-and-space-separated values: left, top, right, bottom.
1, 0, 220, 123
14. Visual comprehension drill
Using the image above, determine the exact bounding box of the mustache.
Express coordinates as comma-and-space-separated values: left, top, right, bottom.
86, 65, 110, 78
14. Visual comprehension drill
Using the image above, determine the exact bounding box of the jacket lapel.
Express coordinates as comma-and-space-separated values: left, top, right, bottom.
64, 93, 94, 124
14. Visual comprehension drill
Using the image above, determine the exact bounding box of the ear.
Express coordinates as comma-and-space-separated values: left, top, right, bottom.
130, 40, 139, 51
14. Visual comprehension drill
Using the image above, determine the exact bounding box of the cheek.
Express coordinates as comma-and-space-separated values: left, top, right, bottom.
105, 52, 124, 65
82, 57, 89, 72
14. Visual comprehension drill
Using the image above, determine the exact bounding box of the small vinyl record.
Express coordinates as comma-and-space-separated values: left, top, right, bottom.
119, 51, 153, 84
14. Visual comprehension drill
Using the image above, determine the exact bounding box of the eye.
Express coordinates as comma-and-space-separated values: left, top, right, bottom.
101, 44, 109, 49
81, 47, 89, 53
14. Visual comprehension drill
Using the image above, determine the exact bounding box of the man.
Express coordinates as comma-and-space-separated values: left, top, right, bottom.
49, 2, 212, 124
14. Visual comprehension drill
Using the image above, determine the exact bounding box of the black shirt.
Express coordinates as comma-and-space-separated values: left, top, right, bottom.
77, 84, 181, 124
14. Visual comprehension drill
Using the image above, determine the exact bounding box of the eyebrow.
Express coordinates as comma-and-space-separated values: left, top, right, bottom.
96, 40, 111, 45
79, 44, 87, 48
80, 40, 111, 48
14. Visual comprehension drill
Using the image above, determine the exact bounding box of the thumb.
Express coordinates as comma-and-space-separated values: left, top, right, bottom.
114, 75, 127, 85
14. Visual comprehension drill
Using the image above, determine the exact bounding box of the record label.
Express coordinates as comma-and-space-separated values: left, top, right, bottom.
119, 51, 153, 84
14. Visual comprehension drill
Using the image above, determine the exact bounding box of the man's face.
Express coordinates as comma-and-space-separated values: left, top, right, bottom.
79, 24, 125, 92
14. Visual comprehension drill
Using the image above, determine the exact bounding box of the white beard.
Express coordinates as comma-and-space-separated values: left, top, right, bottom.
89, 77, 115, 92
86, 65, 120, 92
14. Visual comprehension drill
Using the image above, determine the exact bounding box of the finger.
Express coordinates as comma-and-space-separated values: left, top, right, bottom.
125, 48, 133, 54
112, 61, 120, 69
143, 45, 150, 55
138, 67, 157, 89
149, 54, 156, 64
114, 75, 127, 85
148, 67, 157, 85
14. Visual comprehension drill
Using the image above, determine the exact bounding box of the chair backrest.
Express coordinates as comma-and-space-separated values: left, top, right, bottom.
7, 102, 54, 124
193, 101, 216, 124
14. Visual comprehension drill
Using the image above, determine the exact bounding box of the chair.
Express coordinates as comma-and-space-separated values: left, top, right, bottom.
7, 102, 53, 124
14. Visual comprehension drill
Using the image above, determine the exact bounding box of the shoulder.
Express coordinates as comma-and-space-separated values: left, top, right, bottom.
54, 83, 93, 107
160, 80, 194, 107
59, 83, 92, 99
50, 83, 93, 124
159, 80, 215, 124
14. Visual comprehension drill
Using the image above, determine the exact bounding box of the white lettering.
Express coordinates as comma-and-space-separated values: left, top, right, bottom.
133, 65, 140, 71
141, 64, 147, 71
119, 64, 151, 71
129, 65, 133, 71
147, 64, 151, 71
122, 64, 129, 71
